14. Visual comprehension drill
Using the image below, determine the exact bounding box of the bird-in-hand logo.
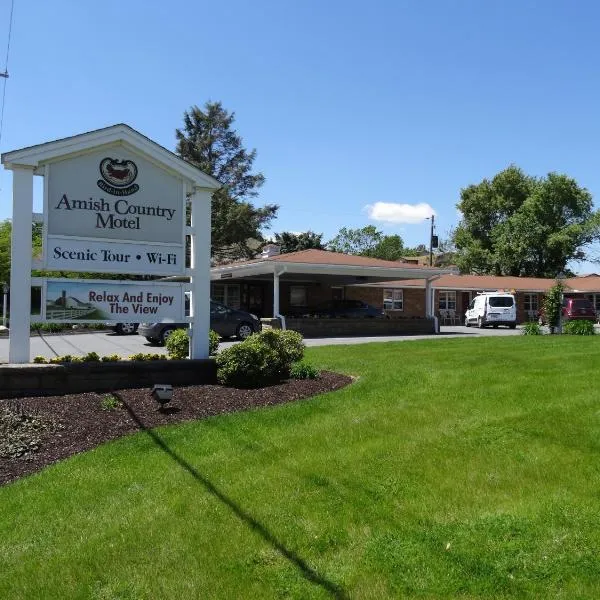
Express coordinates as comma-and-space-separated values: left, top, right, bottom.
97, 158, 140, 197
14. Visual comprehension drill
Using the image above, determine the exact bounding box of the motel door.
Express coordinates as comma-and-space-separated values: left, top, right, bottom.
461, 292, 472, 317
247, 285, 264, 318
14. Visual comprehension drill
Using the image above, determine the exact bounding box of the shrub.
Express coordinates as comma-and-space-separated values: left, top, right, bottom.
100, 394, 122, 411
82, 352, 100, 362
33, 356, 48, 364
101, 354, 122, 362
209, 329, 220, 356
216, 329, 305, 388
563, 320, 595, 335
165, 328, 189, 359
522, 322, 542, 336
30, 322, 64, 333
543, 282, 565, 332
289, 361, 320, 380
165, 328, 220, 359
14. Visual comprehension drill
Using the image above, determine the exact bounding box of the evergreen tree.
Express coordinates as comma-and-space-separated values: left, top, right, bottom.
176, 102, 278, 260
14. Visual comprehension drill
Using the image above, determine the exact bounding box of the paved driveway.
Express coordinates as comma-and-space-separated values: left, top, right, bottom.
0, 325, 523, 363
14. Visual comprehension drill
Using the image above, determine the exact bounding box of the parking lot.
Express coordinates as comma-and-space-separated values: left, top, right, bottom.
0, 325, 523, 363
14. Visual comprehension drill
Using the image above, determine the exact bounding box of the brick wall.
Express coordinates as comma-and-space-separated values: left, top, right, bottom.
345, 286, 426, 317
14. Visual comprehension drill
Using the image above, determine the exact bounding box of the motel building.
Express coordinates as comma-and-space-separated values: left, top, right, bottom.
207, 246, 600, 333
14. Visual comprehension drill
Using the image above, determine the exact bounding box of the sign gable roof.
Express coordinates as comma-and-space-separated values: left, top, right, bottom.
1, 123, 220, 189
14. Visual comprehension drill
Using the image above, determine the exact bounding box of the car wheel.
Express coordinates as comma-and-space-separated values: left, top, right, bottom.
115, 322, 138, 335
477, 316, 484, 329
160, 327, 176, 346
509, 323, 517, 329
493, 324, 499, 329
236, 322, 254, 340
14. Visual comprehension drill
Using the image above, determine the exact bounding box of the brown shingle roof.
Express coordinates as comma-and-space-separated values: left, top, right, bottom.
364, 274, 562, 292
219, 249, 443, 270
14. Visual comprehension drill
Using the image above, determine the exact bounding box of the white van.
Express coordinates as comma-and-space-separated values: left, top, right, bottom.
464, 292, 517, 329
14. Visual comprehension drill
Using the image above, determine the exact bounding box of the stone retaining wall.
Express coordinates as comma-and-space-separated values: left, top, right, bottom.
284, 317, 435, 338
0, 360, 217, 399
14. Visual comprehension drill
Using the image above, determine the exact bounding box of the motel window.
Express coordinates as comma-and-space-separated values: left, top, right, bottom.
585, 294, 600, 312
290, 286, 307, 307
211, 284, 241, 309
383, 288, 403, 310
524, 293, 538, 312
438, 291, 456, 311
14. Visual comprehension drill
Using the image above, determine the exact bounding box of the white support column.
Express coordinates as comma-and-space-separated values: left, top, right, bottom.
9, 166, 34, 363
189, 188, 212, 359
273, 269, 280, 317
425, 278, 432, 318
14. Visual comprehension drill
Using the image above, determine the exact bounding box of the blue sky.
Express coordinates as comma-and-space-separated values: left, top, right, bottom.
1, 0, 600, 270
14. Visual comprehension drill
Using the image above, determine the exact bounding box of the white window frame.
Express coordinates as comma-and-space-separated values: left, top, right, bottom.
524, 293, 538, 312
439, 291, 456, 311
383, 288, 403, 311
211, 283, 241, 309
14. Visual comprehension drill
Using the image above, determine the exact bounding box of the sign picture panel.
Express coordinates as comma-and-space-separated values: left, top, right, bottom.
43, 279, 185, 323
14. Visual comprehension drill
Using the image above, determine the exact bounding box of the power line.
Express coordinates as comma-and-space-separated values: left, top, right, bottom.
0, 0, 16, 149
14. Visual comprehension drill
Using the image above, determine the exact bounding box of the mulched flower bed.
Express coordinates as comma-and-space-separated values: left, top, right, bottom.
0, 371, 352, 486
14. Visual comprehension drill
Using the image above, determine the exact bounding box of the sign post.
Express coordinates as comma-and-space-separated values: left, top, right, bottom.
1, 124, 219, 363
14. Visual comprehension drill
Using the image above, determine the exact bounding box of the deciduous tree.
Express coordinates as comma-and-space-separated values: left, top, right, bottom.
453, 166, 599, 277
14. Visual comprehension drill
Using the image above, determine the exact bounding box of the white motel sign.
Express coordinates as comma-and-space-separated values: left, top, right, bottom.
1, 124, 220, 362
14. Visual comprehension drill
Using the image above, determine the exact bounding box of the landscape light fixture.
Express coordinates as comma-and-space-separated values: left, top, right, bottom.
152, 384, 173, 409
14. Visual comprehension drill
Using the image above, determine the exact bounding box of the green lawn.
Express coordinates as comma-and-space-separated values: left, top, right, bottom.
1, 336, 600, 599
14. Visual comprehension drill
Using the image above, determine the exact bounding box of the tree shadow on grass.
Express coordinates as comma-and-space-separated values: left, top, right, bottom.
116, 393, 348, 600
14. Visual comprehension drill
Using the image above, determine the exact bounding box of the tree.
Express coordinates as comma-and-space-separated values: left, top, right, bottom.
274, 231, 324, 254
0, 220, 43, 285
327, 226, 406, 260
452, 165, 600, 277
175, 102, 278, 261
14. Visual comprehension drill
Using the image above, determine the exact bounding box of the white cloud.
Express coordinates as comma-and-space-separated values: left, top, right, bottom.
365, 202, 436, 225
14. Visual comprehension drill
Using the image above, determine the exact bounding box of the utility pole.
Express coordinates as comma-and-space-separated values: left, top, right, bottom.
429, 214, 435, 267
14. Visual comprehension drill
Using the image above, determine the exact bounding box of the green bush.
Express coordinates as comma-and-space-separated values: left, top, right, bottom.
82, 352, 100, 362
165, 328, 189, 359
216, 329, 305, 388
563, 320, 595, 335
100, 394, 122, 411
209, 330, 220, 356
165, 328, 220, 359
522, 322, 542, 336
101, 354, 122, 362
30, 322, 64, 333
33, 356, 48, 364
289, 361, 320, 380
543, 282, 565, 332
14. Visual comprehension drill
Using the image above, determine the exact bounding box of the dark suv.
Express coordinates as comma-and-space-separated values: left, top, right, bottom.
137, 301, 262, 345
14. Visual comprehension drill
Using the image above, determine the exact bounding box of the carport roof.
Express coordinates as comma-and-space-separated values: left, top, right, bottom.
211, 249, 451, 280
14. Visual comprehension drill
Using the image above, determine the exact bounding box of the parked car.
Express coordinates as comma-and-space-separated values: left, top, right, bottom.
464, 292, 517, 328
538, 297, 597, 325
288, 300, 384, 319
109, 322, 139, 335
138, 300, 262, 345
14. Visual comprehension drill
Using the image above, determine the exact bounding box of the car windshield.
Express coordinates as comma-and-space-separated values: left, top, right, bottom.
488, 297, 514, 307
